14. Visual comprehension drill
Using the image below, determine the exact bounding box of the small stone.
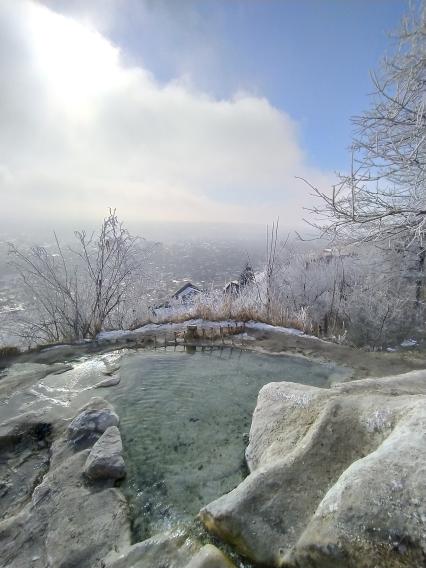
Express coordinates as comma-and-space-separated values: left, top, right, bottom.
84, 426, 126, 480
68, 408, 119, 446
102, 364, 120, 376
185, 544, 236, 568
94, 376, 121, 388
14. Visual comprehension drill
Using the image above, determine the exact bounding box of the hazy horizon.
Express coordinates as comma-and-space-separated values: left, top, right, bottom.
0, 1, 408, 229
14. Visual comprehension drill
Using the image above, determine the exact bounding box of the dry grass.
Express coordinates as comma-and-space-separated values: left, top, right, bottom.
0, 345, 20, 359
150, 297, 310, 335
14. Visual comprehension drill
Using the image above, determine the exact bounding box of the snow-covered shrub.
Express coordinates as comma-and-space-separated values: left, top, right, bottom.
10, 211, 151, 344
151, 242, 421, 349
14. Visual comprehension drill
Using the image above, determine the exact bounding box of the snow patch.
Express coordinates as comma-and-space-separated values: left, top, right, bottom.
96, 319, 245, 342
400, 338, 418, 348
233, 333, 256, 341
245, 320, 319, 340
245, 321, 304, 335
97, 319, 318, 343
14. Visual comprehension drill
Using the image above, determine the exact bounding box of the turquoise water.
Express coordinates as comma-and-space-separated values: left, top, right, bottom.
105, 346, 350, 542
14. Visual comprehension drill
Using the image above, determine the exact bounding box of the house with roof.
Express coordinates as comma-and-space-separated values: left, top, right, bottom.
171, 282, 202, 303
223, 280, 240, 295
150, 282, 202, 318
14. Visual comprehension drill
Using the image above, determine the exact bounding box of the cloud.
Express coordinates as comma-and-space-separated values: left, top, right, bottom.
0, 0, 331, 228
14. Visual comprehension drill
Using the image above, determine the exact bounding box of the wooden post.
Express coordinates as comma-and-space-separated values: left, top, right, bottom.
186, 325, 198, 341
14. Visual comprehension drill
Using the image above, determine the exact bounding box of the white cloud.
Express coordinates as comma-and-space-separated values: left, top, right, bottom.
0, 0, 331, 228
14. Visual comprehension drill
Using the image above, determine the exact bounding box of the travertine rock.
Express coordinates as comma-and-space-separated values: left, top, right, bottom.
200, 370, 426, 568
105, 531, 199, 568
185, 544, 236, 568
94, 375, 121, 388
0, 438, 130, 568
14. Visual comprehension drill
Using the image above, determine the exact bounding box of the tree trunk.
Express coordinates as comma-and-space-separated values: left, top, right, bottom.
415, 249, 425, 308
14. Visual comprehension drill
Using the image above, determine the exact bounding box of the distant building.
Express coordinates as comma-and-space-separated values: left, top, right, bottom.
150, 282, 202, 317
223, 281, 240, 295
171, 282, 202, 303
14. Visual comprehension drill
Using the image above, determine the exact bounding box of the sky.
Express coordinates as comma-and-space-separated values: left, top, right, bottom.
0, 0, 409, 232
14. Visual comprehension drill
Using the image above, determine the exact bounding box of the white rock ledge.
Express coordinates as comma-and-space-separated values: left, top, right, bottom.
200, 369, 426, 568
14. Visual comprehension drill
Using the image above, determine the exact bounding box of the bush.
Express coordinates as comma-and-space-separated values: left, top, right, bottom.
9, 210, 149, 344
0, 345, 20, 359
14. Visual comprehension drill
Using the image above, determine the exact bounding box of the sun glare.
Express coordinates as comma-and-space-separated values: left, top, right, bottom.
27, 2, 121, 112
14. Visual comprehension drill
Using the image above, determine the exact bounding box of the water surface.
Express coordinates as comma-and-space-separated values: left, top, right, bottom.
105, 346, 349, 541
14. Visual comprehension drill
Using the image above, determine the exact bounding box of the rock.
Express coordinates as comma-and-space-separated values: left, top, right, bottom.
68, 407, 119, 446
0, 362, 73, 398
33, 344, 86, 363
103, 363, 121, 376
200, 370, 426, 567
51, 364, 73, 375
84, 426, 126, 480
185, 544, 236, 568
0, 435, 130, 568
78, 397, 115, 412
105, 530, 200, 568
0, 419, 51, 520
0, 411, 46, 447
94, 375, 121, 388
104, 529, 236, 568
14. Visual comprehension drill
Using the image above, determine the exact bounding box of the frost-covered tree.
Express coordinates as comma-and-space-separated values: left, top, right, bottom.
305, 4, 425, 245
302, 3, 426, 306
239, 263, 255, 287
9, 210, 148, 343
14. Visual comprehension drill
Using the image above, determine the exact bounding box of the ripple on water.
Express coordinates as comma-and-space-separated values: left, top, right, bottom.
104, 346, 350, 541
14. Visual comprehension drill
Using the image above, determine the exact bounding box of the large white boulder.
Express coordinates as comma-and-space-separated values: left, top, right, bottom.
200, 370, 426, 567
